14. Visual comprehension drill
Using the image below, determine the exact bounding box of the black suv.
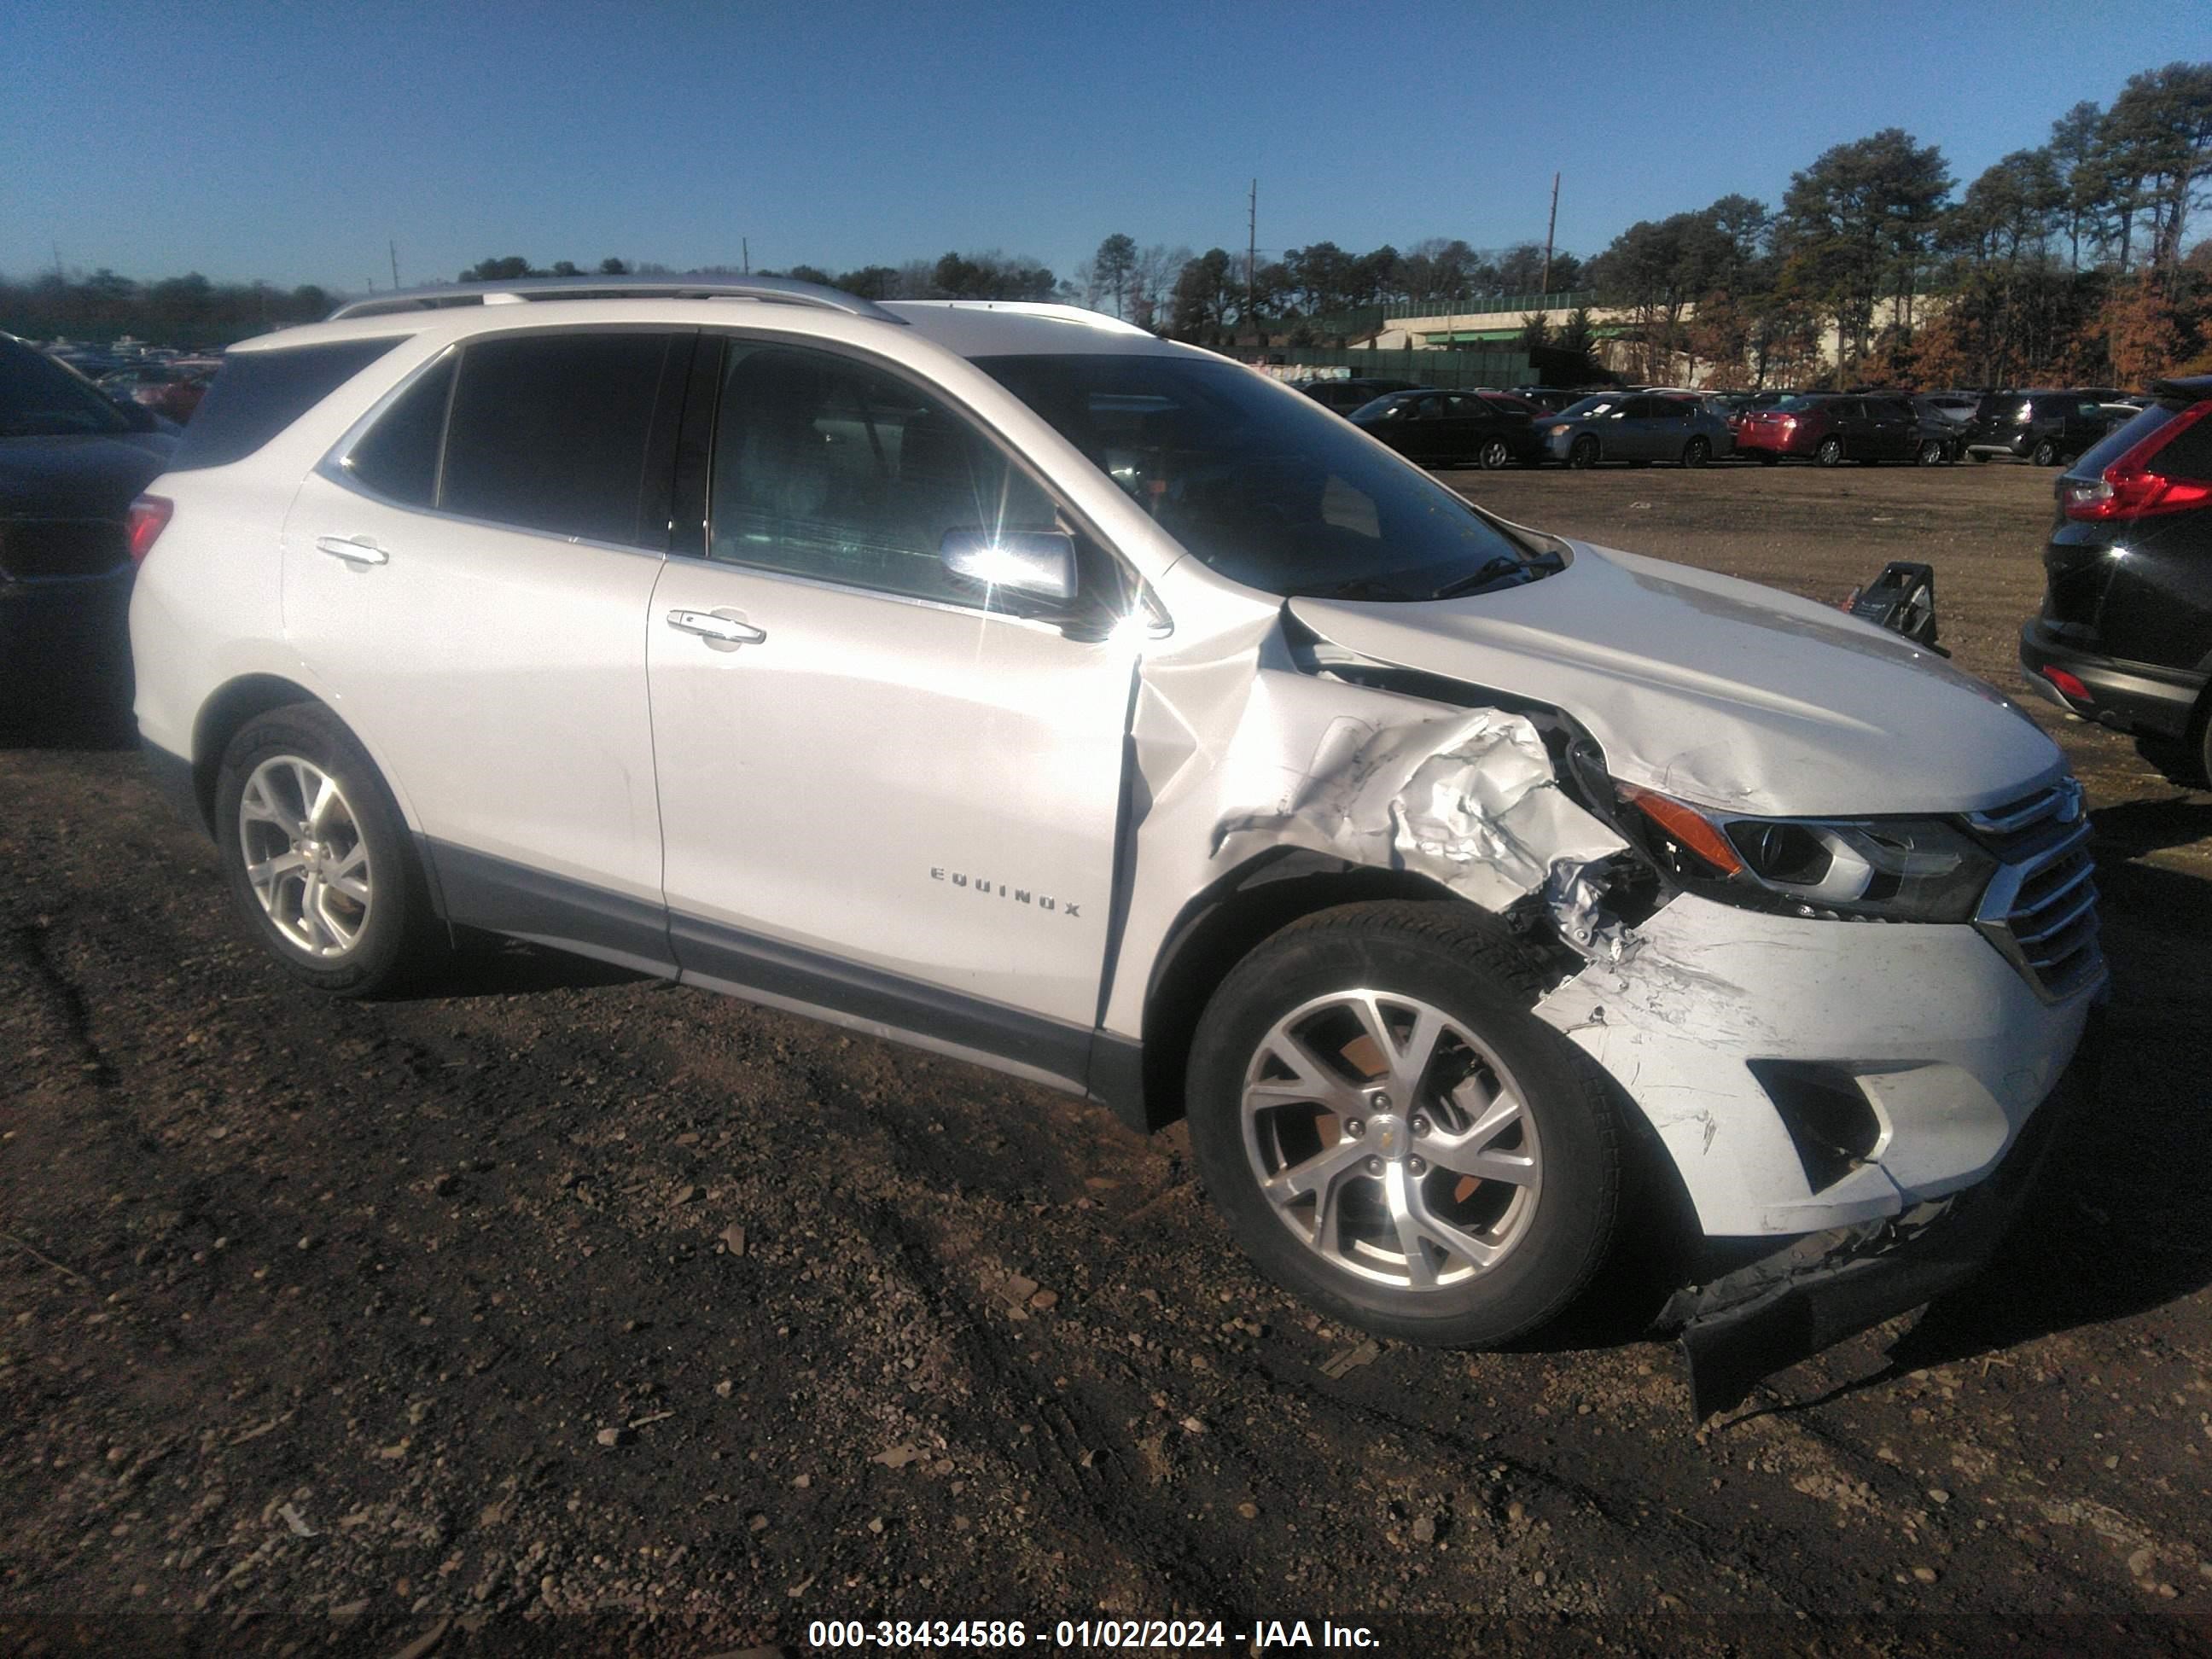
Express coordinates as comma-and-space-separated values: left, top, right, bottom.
2020, 375, 2212, 780
1966, 390, 2118, 467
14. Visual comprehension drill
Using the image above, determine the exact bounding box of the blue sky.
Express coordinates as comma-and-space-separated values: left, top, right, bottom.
3, 1, 2204, 294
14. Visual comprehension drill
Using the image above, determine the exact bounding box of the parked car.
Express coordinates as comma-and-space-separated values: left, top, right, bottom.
1291, 376, 1424, 416
129, 276, 2098, 1394
1732, 393, 1923, 466
2020, 375, 2212, 781
1352, 387, 1543, 469
1543, 392, 1732, 468
1916, 392, 1979, 428
1965, 390, 2114, 466
1509, 386, 1594, 415
1, 333, 177, 730
98, 360, 219, 423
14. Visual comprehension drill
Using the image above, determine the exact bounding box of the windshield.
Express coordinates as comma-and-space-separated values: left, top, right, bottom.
975, 353, 1548, 602
1773, 394, 1825, 412
1557, 395, 1625, 419
0, 341, 137, 438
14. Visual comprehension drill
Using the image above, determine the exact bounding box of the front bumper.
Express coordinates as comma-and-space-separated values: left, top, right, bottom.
1534, 890, 2099, 1237
2019, 618, 2204, 740
1670, 1011, 2096, 1419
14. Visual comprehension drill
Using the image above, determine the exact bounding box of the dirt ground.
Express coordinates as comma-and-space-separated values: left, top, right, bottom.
3, 458, 2210, 1656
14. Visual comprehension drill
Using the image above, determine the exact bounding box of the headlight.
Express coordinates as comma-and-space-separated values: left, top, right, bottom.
1620, 786, 1996, 923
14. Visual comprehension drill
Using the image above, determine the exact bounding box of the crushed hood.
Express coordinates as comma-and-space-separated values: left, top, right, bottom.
1289, 541, 2063, 818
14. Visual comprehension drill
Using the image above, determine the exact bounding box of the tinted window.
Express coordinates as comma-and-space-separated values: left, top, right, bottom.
977, 352, 1542, 602
440, 332, 679, 546
343, 354, 453, 507
709, 341, 1063, 608
170, 339, 401, 471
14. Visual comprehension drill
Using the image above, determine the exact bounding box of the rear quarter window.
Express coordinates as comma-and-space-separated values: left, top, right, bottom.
168, 338, 404, 471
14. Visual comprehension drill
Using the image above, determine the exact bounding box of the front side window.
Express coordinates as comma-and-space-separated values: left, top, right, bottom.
976, 352, 1545, 602
707, 341, 1063, 608
439, 332, 680, 546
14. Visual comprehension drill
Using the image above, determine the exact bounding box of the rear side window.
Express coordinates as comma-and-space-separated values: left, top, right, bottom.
343, 354, 454, 507
439, 333, 680, 546
2072, 399, 2212, 481
169, 339, 402, 471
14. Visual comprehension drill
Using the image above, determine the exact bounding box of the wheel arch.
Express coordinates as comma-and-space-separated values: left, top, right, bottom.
1128, 852, 1479, 1132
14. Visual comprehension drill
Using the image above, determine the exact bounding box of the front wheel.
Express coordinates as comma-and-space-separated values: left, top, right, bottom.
1567, 435, 1600, 469
1477, 436, 1513, 470
1185, 902, 1621, 1348
1917, 437, 1948, 466
1815, 436, 1846, 467
2031, 439, 2058, 467
1681, 436, 1711, 469
215, 704, 449, 996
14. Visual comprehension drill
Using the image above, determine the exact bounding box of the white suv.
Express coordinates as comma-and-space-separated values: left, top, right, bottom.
128, 278, 2100, 1402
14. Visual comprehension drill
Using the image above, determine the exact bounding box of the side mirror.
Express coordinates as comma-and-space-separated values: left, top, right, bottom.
940, 528, 1077, 603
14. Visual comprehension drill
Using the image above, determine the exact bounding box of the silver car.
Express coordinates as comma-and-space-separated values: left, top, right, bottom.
1544, 392, 1734, 469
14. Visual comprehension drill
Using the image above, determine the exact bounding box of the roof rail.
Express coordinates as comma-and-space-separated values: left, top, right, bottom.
328, 274, 905, 325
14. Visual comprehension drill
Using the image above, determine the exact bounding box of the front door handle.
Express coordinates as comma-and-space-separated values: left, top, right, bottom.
666, 608, 766, 645
316, 535, 388, 568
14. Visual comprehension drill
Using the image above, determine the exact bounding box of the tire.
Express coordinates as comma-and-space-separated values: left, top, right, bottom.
1184, 901, 1621, 1348
1681, 436, 1711, 469
1815, 436, 1846, 467
1756, 451, 1780, 466
2031, 439, 2058, 467
1477, 437, 1513, 470
1917, 438, 1947, 466
214, 703, 448, 996
1971, 450, 1992, 463
1567, 435, 1600, 469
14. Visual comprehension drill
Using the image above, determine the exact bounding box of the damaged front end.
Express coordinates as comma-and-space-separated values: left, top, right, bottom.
1668, 1010, 2095, 1421
1115, 579, 2098, 1423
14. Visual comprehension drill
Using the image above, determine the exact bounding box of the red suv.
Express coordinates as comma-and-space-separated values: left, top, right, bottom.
1733, 394, 1920, 466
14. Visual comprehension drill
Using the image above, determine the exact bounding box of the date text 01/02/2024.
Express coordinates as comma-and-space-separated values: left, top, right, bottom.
804, 1619, 1382, 1649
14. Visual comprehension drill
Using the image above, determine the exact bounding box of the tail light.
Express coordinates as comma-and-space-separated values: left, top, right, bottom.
125, 494, 173, 565
2062, 401, 2212, 522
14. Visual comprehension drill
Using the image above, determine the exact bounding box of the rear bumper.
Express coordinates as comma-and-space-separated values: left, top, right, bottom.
1672, 1008, 2098, 1419
1967, 433, 2036, 460
2019, 619, 2203, 739
1731, 431, 1808, 457
141, 737, 207, 838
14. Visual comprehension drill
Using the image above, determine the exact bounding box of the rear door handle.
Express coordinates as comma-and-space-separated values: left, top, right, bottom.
316, 535, 388, 568
666, 608, 765, 645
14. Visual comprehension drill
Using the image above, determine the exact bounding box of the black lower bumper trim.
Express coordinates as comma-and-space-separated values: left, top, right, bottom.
2019, 622, 2203, 739
1674, 1013, 2100, 1421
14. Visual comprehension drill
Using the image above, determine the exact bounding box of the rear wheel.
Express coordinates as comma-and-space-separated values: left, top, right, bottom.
1567, 436, 1600, 469
1185, 902, 1621, 1348
1815, 436, 1846, 467
1477, 436, 1513, 470
215, 704, 449, 996
1681, 436, 1711, 468
2031, 439, 2058, 467
1917, 437, 1948, 466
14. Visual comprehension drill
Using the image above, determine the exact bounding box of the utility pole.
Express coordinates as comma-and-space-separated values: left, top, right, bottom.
1247, 178, 1258, 344
389, 240, 400, 292
53, 242, 64, 276
1541, 172, 1560, 296
742, 238, 749, 275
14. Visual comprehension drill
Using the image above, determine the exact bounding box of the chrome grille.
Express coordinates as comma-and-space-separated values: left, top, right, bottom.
1968, 778, 2104, 1002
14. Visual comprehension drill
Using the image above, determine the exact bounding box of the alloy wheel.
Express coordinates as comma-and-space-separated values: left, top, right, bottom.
236, 754, 372, 958
1239, 989, 1542, 1292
